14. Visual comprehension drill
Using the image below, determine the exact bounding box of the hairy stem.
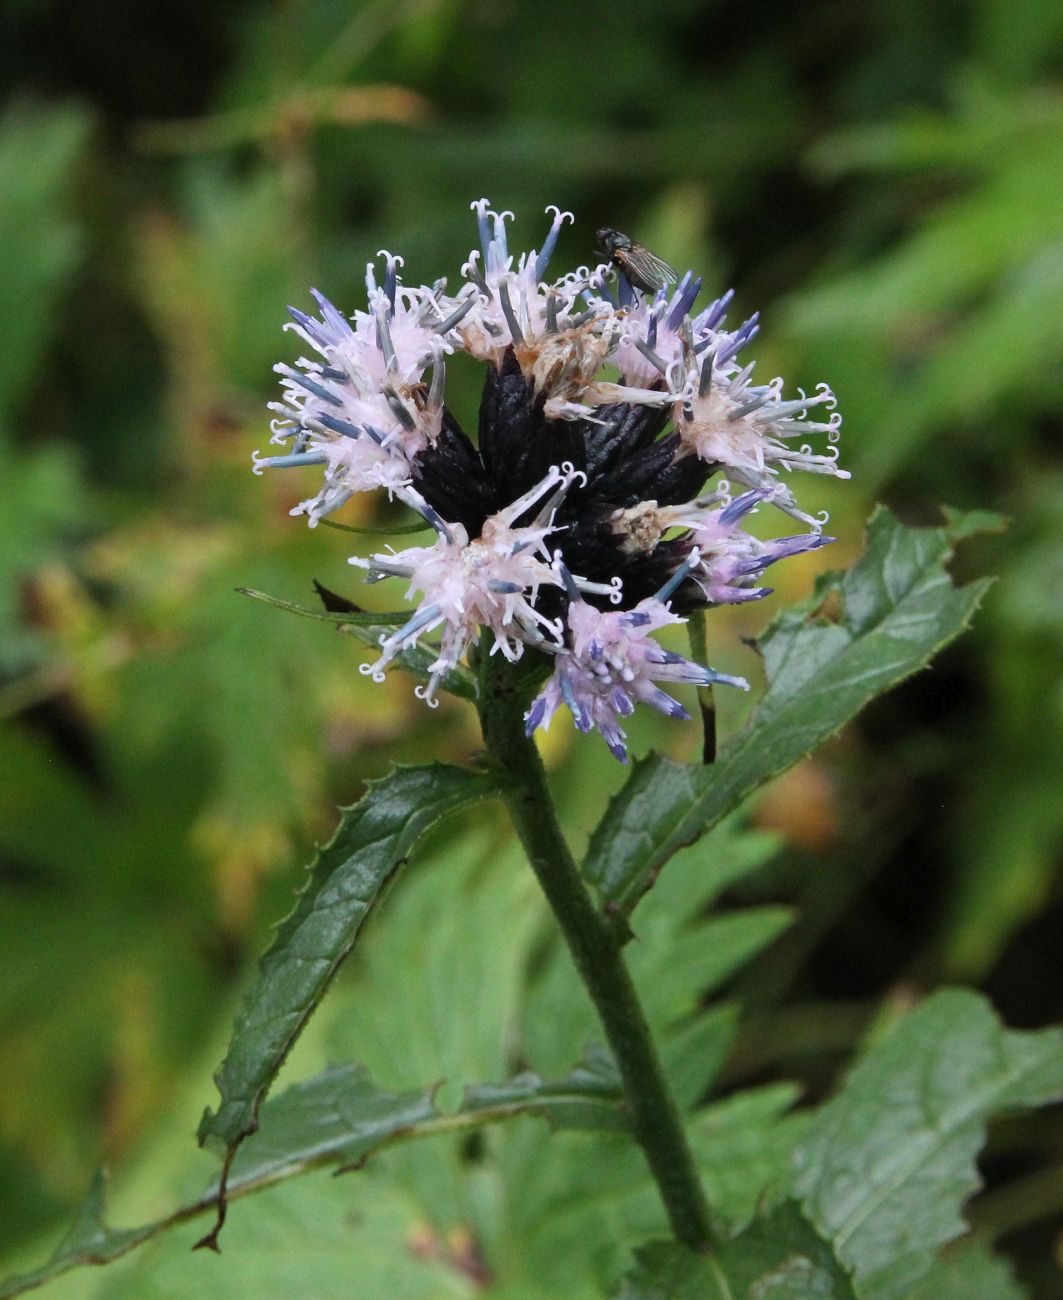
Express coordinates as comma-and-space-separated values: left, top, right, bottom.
477, 647, 717, 1252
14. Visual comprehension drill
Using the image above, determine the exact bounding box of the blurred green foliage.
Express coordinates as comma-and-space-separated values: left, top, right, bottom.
2, 0, 1062, 1293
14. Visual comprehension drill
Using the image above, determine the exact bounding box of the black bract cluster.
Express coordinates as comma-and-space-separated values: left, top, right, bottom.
411, 345, 713, 612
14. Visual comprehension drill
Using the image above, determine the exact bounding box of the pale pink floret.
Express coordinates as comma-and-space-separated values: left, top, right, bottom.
257, 257, 469, 524
525, 595, 748, 762
684, 492, 835, 604
349, 466, 586, 705
674, 356, 848, 529
612, 281, 750, 392
459, 200, 670, 421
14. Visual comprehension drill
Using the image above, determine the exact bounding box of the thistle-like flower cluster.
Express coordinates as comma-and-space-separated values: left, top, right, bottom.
256, 201, 847, 760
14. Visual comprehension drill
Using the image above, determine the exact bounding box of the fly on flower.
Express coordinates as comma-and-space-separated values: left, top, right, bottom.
255, 200, 847, 760
596, 227, 677, 294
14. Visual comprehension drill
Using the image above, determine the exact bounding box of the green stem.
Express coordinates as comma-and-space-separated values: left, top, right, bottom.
477, 648, 717, 1252
686, 609, 717, 764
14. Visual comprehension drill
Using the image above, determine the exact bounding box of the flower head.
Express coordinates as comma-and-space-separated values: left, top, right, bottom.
255, 201, 848, 758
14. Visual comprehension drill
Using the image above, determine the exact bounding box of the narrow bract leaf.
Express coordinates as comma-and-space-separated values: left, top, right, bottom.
337, 621, 478, 699
236, 585, 411, 625
583, 508, 993, 926
236, 587, 477, 699
320, 515, 431, 536
794, 989, 1063, 1300
194, 763, 498, 1244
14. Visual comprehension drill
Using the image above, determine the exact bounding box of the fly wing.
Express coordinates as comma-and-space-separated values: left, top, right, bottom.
619, 246, 678, 292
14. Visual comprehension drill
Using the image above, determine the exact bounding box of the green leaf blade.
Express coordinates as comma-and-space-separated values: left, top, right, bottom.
0, 1054, 625, 1298
227, 1051, 626, 1190
908, 1242, 1027, 1300
0, 1171, 156, 1300
197, 764, 498, 1159
226, 1064, 437, 1188
794, 990, 1063, 1300
614, 1204, 856, 1299
462, 1046, 628, 1133
613, 1240, 731, 1300
584, 509, 992, 926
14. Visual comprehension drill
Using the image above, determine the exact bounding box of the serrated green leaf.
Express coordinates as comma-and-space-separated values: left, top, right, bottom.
0, 1171, 152, 1300
232, 1051, 625, 1189
0, 1053, 623, 1297
794, 990, 1063, 1300
613, 1240, 730, 1299
614, 1203, 856, 1299
195, 763, 498, 1241
583, 508, 992, 928
226, 1063, 437, 1186
907, 1241, 1027, 1300
718, 1202, 858, 1298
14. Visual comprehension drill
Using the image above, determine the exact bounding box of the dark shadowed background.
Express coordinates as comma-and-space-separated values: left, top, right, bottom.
2, 0, 1062, 1294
